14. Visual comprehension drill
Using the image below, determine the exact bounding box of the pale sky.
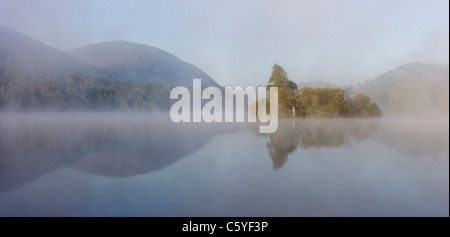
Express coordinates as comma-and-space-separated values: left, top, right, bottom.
0, 0, 448, 86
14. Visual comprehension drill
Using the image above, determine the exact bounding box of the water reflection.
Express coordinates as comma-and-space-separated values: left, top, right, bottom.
0, 113, 238, 193
0, 114, 447, 216
373, 119, 449, 159
263, 119, 379, 169
251, 118, 448, 170
1, 114, 448, 189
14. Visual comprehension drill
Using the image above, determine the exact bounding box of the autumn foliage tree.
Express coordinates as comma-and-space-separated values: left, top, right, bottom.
266, 64, 297, 117
297, 87, 350, 117
262, 63, 381, 118
267, 64, 297, 92
350, 93, 382, 117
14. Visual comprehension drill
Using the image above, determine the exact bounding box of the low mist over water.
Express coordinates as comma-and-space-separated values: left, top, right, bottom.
0, 113, 447, 216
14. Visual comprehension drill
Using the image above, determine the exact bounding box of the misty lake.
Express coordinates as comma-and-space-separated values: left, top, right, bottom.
0, 113, 448, 217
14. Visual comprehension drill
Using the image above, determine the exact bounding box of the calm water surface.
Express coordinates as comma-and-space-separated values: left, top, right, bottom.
0, 113, 448, 216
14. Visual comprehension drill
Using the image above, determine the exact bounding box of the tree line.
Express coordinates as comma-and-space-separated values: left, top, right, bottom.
265, 64, 382, 117
0, 61, 381, 115
0, 69, 173, 111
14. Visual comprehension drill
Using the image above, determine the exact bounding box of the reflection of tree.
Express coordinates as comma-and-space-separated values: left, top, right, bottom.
349, 121, 379, 142
297, 122, 348, 148
266, 120, 299, 169
263, 119, 379, 170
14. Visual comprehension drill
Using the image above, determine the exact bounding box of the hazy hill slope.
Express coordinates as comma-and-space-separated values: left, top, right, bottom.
0, 25, 219, 110
356, 62, 449, 116
0, 25, 99, 81
67, 41, 219, 87
0, 25, 218, 88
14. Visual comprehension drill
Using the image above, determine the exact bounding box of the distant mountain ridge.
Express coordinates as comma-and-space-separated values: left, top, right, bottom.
0, 25, 218, 87
0, 24, 99, 81
356, 62, 449, 116
67, 41, 218, 87
0, 25, 219, 110
1, 25, 448, 115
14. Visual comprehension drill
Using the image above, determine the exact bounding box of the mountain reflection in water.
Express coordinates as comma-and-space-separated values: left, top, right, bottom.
0, 113, 448, 217
0, 113, 241, 192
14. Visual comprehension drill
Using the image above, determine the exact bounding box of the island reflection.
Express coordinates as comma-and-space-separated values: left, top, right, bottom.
257, 119, 379, 169
251, 118, 448, 170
